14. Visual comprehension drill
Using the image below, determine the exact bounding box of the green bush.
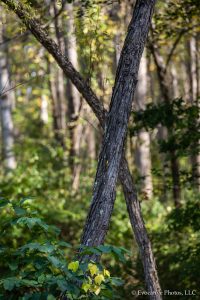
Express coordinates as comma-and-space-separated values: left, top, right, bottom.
0, 198, 127, 300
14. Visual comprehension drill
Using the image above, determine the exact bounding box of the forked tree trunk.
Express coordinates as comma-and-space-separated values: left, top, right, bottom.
2, 1, 162, 297
80, 3, 160, 296
81, 0, 156, 249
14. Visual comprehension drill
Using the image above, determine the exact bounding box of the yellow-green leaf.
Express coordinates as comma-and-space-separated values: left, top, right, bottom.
94, 286, 101, 295
82, 282, 91, 293
88, 263, 98, 276
94, 274, 105, 285
103, 269, 110, 277
68, 261, 79, 272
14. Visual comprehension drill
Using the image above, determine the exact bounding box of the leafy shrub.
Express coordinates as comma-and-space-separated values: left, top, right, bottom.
140, 194, 200, 299
0, 198, 127, 300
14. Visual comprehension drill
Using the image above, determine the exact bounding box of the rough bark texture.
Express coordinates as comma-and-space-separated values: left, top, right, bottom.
81, 0, 155, 247
120, 156, 161, 298
1, 1, 162, 298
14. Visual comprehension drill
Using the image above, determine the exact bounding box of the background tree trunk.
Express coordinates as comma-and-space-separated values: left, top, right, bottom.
64, 3, 82, 190
48, 2, 66, 148
135, 50, 153, 199
150, 40, 181, 207
188, 36, 200, 191
40, 94, 49, 124
0, 18, 16, 170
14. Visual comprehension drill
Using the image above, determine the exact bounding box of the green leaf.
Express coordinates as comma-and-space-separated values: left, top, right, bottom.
37, 274, 45, 284
58, 241, 72, 248
95, 245, 112, 253
3, 278, 16, 291
0, 198, 10, 208
19, 242, 55, 254
19, 197, 34, 206
48, 256, 62, 268
111, 247, 126, 263
14, 206, 27, 216
47, 295, 56, 300
68, 261, 79, 272
8, 262, 18, 271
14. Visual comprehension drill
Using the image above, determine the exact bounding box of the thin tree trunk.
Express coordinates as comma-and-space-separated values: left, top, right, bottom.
171, 65, 179, 99
120, 155, 161, 297
64, 3, 82, 189
0, 18, 16, 170
85, 125, 96, 160
135, 50, 153, 199
48, 61, 66, 147
2, 1, 162, 297
149, 40, 181, 207
40, 94, 48, 124
188, 36, 200, 191
48, 2, 66, 147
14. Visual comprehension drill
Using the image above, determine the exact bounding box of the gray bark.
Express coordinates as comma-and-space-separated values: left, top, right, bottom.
188, 36, 200, 191
0, 17, 16, 170
2, 1, 162, 297
64, 3, 82, 189
48, 2, 66, 147
135, 50, 153, 199
48, 60, 66, 147
81, 0, 156, 248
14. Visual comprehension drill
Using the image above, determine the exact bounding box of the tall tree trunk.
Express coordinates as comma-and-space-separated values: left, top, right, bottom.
135, 50, 153, 199
2, 1, 162, 297
48, 2, 66, 147
150, 40, 181, 207
64, 3, 82, 189
0, 18, 16, 170
188, 36, 200, 191
48, 61, 66, 147
80, 0, 157, 255
171, 65, 179, 99
120, 156, 161, 297
40, 94, 48, 124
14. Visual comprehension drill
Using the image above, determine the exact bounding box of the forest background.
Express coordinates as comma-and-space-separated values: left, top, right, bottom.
0, 0, 199, 299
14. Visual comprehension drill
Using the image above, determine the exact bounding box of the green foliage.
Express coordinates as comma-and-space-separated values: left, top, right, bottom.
0, 1, 200, 299
131, 98, 199, 157
0, 198, 125, 300
130, 98, 200, 195
140, 193, 200, 298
